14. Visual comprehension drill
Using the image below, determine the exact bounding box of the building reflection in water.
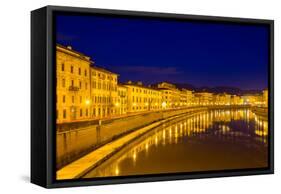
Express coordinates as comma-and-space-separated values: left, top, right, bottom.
83, 109, 268, 178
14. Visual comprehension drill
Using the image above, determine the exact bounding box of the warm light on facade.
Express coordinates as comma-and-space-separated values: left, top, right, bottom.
162, 101, 167, 108
56, 45, 267, 125
85, 99, 90, 105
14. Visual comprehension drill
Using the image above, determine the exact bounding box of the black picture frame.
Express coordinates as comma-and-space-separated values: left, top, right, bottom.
31, 5, 274, 188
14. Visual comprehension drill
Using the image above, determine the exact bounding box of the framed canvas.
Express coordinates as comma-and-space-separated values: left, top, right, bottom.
31, 5, 274, 188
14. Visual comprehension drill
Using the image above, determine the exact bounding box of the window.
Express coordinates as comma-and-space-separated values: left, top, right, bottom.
71, 66, 74, 73
85, 70, 87, 76
62, 79, 65, 87
79, 81, 82, 89
61, 63, 65, 71
63, 95, 66, 103
63, 109, 66, 119
78, 68, 81, 75
71, 80, 74, 87
72, 96, 74, 103
80, 109, 83, 117
85, 83, 88, 90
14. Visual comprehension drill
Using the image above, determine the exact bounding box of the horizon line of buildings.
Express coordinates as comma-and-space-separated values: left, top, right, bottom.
56, 44, 268, 124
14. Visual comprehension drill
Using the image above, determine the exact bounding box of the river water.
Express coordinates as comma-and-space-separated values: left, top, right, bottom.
83, 108, 268, 178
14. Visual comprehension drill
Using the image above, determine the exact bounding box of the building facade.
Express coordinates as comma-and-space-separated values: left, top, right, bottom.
213, 93, 231, 105
56, 44, 267, 124
123, 81, 162, 113
241, 94, 263, 106
194, 92, 213, 106
56, 45, 92, 123
117, 85, 128, 115
181, 89, 194, 106
90, 66, 118, 118
156, 82, 181, 109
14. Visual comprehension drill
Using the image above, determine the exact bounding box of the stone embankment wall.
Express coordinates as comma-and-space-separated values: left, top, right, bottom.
56, 107, 207, 169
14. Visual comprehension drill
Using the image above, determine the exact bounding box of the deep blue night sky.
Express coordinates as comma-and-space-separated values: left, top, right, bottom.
56, 14, 269, 90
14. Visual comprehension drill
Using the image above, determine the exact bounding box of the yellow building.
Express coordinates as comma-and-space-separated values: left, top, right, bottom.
194, 92, 213, 106
180, 89, 194, 106
56, 44, 254, 124
156, 82, 181, 109
123, 81, 162, 113
117, 85, 128, 115
213, 93, 231, 105
56, 44, 120, 123
56, 45, 92, 123
241, 94, 263, 105
90, 66, 118, 118
230, 95, 242, 105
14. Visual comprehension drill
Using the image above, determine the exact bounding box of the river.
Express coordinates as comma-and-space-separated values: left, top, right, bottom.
83, 108, 268, 178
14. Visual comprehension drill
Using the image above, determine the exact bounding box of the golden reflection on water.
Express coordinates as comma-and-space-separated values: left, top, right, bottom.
83, 109, 268, 178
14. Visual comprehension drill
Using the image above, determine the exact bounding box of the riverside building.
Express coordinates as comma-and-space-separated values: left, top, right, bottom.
56, 44, 265, 124
123, 81, 162, 113
56, 45, 92, 123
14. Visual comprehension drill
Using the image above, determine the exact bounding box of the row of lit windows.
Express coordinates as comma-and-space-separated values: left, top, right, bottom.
132, 106, 161, 111
131, 87, 160, 96
92, 70, 117, 82
57, 107, 125, 120
92, 96, 117, 104
117, 98, 127, 104
118, 90, 127, 96
57, 108, 89, 119
60, 63, 88, 77
92, 81, 117, 91
58, 78, 88, 90
57, 95, 119, 105
59, 62, 119, 85
132, 96, 161, 103
57, 95, 89, 104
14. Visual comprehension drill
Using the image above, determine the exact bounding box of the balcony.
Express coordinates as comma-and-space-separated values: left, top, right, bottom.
69, 86, 79, 92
